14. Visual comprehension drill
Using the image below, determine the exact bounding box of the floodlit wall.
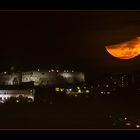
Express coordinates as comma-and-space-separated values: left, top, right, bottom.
0, 72, 22, 85
0, 89, 35, 103
22, 70, 85, 86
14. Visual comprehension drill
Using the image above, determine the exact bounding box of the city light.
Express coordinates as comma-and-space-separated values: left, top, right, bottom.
55, 88, 60, 92
77, 86, 80, 90
124, 117, 127, 120
60, 88, 64, 92
136, 125, 140, 128
107, 92, 110, 94
61, 73, 72, 78
4, 72, 7, 74
125, 122, 131, 126
86, 90, 90, 93
78, 89, 81, 93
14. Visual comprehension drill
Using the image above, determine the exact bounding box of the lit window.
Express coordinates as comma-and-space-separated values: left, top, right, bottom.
16, 100, 19, 103
136, 125, 140, 128
78, 89, 81, 93
124, 117, 127, 120
77, 86, 80, 90
60, 88, 64, 92
55, 88, 60, 92
69, 89, 72, 91
86, 90, 90, 93
61, 73, 71, 78
125, 123, 131, 126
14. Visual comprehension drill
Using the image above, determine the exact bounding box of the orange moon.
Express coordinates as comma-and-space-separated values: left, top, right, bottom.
105, 37, 140, 59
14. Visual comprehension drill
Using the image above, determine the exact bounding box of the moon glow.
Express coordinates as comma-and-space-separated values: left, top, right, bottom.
105, 37, 140, 59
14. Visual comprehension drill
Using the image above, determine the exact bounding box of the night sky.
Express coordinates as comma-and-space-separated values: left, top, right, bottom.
1, 11, 140, 82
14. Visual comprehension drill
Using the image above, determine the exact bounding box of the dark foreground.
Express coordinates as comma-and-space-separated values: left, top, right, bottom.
0, 95, 140, 129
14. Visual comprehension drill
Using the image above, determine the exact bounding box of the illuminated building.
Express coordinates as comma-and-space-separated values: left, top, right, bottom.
0, 85, 35, 103
100, 73, 133, 88
0, 72, 22, 85
22, 70, 85, 86
0, 69, 85, 87
55, 85, 91, 96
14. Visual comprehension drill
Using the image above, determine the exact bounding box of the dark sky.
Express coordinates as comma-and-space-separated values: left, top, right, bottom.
1, 11, 140, 81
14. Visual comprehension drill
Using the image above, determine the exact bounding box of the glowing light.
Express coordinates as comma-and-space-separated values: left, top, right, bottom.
78, 89, 81, 93
55, 88, 60, 92
60, 88, 64, 92
77, 86, 80, 90
105, 37, 140, 59
86, 90, 90, 93
4, 72, 7, 74
136, 125, 140, 128
16, 100, 19, 103
37, 69, 40, 71
69, 89, 72, 91
107, 92, 110, 94
51, 69, 54, 72
125, 122, 131, 126
72, 70, 74, 72
61, 73, 72, 78
56, 70, 59, 72
124, 117, 127, 120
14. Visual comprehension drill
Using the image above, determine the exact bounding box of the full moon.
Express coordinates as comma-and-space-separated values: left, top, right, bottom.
105, 37, 140, 59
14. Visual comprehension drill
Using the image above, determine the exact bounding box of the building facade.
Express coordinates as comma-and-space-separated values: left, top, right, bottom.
22, 70, 85, 86
0, 72, 22, 85
0, 87, 35, 103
